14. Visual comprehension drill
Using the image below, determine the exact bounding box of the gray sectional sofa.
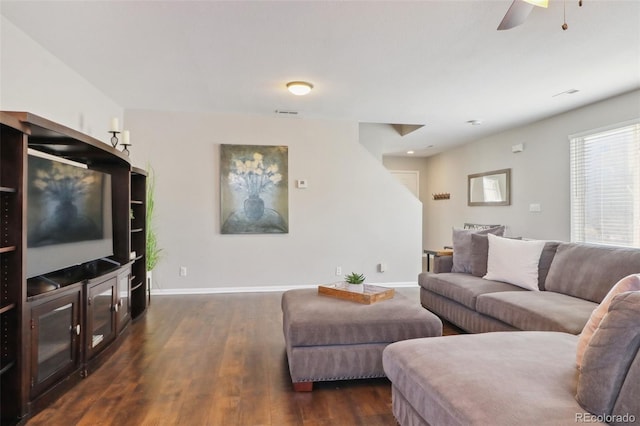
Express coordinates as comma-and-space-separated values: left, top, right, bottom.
383, 291, 640, 425
382, 240, 640, 425
420, 240, 640, 334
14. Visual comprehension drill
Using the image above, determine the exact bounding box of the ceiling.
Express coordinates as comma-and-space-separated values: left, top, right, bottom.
1, 1, 639, 156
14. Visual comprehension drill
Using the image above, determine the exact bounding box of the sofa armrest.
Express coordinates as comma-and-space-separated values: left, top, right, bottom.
433, 255, 453, 273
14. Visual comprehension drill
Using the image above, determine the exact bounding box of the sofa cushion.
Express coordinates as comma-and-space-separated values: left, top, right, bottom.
476, 291, 598, 334
484, 234, 546, 291
576, 291, 640, 420
576, 274, 640, 369
451, 226, 504, 274
419, 272, 524, 311
545, 243, 640, 303
471, 236, 559, 290
383, 332, 592, 426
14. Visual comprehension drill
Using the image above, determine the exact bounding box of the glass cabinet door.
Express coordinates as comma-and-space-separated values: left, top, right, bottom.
87, 278, 116, 358
116, 268, 131, 332
30, 290, 81, 398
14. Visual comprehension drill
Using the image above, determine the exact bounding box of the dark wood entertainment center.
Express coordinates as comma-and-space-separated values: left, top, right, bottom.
0, 112, 148, 425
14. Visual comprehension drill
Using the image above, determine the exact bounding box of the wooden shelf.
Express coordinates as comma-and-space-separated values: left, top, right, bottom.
0, 303, 16, 315
38, 341, 71, 364
131, 166, 146, 176
0, 361, 16, 377
130, 168, 148, 321
3, 111, 130, 166
1, 112, 24, 424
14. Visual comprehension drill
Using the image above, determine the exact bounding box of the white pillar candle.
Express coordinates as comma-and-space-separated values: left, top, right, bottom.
110, 117, 119, 132
122, 130, 131, 145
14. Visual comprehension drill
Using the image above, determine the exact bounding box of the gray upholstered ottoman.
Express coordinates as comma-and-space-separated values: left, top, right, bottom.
281, 288, 442, 391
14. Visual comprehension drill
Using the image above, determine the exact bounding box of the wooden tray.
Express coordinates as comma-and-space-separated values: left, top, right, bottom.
318, 283, 395, 304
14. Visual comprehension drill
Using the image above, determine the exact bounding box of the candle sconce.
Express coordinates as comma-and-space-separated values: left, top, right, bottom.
433, 193, 451, 200
121, 142, 131, 156
109, 131, 120, 147
120, 130, 131, 156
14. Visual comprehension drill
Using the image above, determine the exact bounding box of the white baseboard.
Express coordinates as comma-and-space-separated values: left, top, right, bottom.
150, 281, 418, 296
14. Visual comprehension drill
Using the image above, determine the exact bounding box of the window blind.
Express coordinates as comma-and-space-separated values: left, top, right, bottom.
570, 121, 640, 248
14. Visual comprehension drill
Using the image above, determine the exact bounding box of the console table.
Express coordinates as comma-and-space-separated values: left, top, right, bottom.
423, 248, 453, 272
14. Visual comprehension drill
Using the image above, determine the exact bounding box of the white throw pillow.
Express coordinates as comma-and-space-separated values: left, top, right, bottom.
576, 273, 640, 369
483, 234, 545, 291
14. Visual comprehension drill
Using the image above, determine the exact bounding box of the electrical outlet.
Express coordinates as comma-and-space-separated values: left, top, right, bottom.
336, 266, 342, 276
179, 266, 187, 277
378, 263, 386, 272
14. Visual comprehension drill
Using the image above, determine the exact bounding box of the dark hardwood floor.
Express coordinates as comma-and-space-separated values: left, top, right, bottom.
26, 287, 459, 425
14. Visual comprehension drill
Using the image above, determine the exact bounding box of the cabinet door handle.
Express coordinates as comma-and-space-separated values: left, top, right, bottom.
114, 303, 119, 312
76, 324, 81, 335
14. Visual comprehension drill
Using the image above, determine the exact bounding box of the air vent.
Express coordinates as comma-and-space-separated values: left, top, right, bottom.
552, 89, 580, 97
275, 110, 299, 116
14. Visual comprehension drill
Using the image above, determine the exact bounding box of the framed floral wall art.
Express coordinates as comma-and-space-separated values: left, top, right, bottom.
220, 144, 288, 234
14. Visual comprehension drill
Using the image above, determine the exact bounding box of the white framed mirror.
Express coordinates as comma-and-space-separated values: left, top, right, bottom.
468, 168, 511, 206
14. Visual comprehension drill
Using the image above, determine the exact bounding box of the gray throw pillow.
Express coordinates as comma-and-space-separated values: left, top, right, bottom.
576, 291, 640, 419
470, 233, 491, 277
452, 226, 505, 274
537, 241, 561, 290
463, 223, 500, 230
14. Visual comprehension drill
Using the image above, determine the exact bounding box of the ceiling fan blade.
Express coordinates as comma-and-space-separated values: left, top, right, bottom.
497, 0, 535, 30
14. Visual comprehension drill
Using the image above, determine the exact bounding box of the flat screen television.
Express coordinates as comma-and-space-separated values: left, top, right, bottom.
26, 149, 114, 279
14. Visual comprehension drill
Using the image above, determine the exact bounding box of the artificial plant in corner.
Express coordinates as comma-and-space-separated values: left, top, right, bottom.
146, 164, 162, 273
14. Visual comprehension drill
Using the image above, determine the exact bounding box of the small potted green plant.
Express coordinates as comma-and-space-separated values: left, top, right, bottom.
344, 272, 366, 292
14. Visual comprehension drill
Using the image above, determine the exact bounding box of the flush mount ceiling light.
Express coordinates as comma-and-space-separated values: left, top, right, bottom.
467, 119, 483, 126
286, 81, 313, 96
523, 0, 548, 7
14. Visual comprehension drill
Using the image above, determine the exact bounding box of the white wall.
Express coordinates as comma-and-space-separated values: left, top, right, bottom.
359, 122, 394, 161
0, 16, 422, 292
382, 156, 430, 250
422, 89, 640, 249
126, 110, 423, 292
0, 16, 122, 142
